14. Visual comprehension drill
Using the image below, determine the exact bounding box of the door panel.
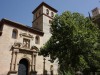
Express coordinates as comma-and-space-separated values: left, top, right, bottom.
18, 59, 28, 75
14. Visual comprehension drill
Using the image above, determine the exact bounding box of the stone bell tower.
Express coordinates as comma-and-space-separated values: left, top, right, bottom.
92, 7, 100, 26
32, 2, 58, 43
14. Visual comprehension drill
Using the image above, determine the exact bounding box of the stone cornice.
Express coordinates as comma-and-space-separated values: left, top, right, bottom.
20, 33, 34, 38
32, 13, 53, 23
12, 46, 38, 54
0, 18, 44, 36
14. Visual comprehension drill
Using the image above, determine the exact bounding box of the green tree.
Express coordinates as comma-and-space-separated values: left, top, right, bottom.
39, 11, 100, 75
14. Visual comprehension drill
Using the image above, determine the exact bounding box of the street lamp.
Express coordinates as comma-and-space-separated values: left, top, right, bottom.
43, 57, 46, 75
48, 59, 54, 75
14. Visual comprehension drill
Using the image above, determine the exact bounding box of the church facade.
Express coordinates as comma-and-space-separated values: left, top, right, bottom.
0, 2, 58, 75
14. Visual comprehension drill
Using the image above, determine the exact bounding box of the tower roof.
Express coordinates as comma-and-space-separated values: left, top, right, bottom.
32, 2, 58, 14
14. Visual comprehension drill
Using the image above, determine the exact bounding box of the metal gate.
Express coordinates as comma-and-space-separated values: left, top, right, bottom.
18, 59, 29, 75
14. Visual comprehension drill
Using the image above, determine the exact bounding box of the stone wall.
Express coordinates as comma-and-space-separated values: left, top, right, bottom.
0, 23, 58, 75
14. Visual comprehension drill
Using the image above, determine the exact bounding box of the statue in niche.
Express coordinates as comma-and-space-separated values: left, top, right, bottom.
23, 38, 30, 49
23, 41, 27, 48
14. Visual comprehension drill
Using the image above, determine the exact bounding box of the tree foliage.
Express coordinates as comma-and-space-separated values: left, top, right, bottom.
39, 11, 100, 74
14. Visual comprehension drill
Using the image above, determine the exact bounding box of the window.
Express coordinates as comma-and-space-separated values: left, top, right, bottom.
39, 10, 41, 16
51, 12, 54, 17
12, 29, 18, 39
49, 20, 52, 24
35, 36, 40, 44
46, 9, 49, 15
23, 38, 30, 48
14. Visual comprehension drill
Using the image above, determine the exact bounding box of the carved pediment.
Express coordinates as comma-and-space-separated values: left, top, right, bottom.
13, 42, 22, 48
31, 46, 39, 52
20, 33, 34, 38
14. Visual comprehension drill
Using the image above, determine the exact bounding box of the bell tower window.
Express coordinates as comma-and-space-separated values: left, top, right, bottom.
35, 36, 40, 44
51, 12, 54, 17
46, 9, 49, 15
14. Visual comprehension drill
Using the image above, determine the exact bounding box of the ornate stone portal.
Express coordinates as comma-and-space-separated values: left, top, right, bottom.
8, 42, 38, 75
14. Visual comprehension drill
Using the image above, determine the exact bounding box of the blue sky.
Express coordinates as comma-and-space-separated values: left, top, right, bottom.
0, 0, 100, 26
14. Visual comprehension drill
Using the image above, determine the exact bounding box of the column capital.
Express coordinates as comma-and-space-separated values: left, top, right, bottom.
33, 53, 37, 56
13, 49, 19, 53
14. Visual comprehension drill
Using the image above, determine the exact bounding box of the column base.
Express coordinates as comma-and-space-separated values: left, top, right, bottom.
30, 71, 37, 75
8, 71, 17, 75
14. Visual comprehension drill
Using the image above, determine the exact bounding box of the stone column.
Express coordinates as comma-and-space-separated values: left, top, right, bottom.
30, 53, 37, 75
43, 58, 46, 75
34, 55, 36, 71
50, 65, 54, 75
10, 50, 15, 71
31, 54, 34, 71
13, 49, 19, 71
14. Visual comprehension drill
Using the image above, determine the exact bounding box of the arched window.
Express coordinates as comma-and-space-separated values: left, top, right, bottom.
46, 9, 49, 15
35, 36, 40, 44
49, 20, 52, 24
12, 29, 18, 39
51, 12, 54, 17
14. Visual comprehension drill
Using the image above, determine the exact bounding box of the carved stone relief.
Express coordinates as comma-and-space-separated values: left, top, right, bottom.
20, 32, 34, 39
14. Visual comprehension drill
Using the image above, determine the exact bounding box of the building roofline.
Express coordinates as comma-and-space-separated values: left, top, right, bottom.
32, 2, 58, 14
92, 7, 100, 12
0, 18, 44, 36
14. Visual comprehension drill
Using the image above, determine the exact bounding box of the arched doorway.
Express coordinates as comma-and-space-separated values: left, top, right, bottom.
18, 58, 29, 75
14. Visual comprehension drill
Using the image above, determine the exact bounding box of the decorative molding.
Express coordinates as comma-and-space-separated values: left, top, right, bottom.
13, 42, 22, 48
20, 32, 34, 39
23, 54, 27, 57
32, 13, 53, 23
12, 43, 39, 54
8, 71, 17, 75
0, 18, 44, 36
31, 46, 39, 52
